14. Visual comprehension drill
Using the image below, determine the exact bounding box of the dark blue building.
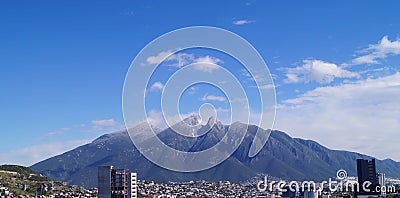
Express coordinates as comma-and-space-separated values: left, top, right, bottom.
356, 159, 380, 197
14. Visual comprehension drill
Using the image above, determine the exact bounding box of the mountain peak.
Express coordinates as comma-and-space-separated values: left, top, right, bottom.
206, 116, 225, 130
183, 114, 201, 126
207, 116, 216, 126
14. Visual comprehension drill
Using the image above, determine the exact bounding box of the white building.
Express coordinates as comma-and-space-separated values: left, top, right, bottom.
128, 172, 137, 198
378, 173, 386, 197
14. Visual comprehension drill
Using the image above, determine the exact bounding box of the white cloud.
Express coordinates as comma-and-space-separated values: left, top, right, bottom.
169, 53, 195, 67
275, 72, 400, 161
141, 50, 174, 66
201, 94, 226, 102
141, 50, 194, 67
193, 56, 223, 73
91, 119, 118, 126
351, 36, 400, 65
283, 59, 359, 84
352, 55, 379, 65
0, 140, 91, 166
150, 81, 164, 92
233, 19, 255, 25
141, 50, 223, 72
88, 119, 124, 135
147, 109, 166, 129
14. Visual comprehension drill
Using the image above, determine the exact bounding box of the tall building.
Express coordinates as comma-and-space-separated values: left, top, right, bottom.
356, 159, 380, 197
98, 166, 137, 198
128, 172, 137, 197
378, 173, 385, 187
378, 173, 386, 196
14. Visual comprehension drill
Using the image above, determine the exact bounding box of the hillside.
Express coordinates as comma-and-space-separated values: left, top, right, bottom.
0, 165, 94, 197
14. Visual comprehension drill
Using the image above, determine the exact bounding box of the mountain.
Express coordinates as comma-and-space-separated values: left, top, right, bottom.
30, 117, 400, 188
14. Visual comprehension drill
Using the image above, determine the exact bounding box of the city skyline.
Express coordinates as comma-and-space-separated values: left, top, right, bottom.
1, 1, 400, 166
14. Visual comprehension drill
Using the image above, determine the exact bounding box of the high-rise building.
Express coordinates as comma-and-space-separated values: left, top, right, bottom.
98, 166, 112, 198
378, 173, 386, 196
378, 173, 385, 187
98, 166, 137, 198
356, 159, 380, 197
128, 172, 137, 197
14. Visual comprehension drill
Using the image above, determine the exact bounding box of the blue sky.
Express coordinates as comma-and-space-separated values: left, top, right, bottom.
1, 1, 400, 165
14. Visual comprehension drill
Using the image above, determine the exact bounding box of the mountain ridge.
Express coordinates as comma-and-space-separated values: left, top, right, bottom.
30, 120, 400, 188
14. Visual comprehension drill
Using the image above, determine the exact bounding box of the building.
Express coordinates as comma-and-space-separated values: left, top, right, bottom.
378, 173, 385, 187
128, 172, 137, 197
98, 166, 137, 198
356, 159, 380, 198
378, 173, 386, 196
